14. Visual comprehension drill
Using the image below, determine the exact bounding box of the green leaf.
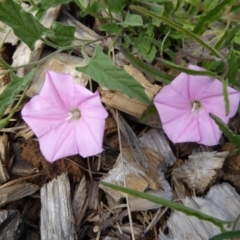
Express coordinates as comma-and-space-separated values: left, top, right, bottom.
156, 57, 217, 77
100, 23, 121, 33
76, 46, 151, 104
119, 45, 173, 83
36, 0, 72, 19
74, 0, 89, 9
226, 50, 237, 85
209, 230, 240, 240
223, 24, 240, 48
119, 12, 143, 27
104, 0, 128, 13
48, 22, 75, 46
80, 0, 104, 17
186, 0, 201, 6
101, 181, 231, 231
210, 113, 240, 148
193, 0, 237, 34
163, 2, 174, 16
0, 0, 48, 50
40, 0, 71, 7
203, 0, 219, 11
129, 34, 156, 62
140, 104, 161, 127
0, 69, 36, 119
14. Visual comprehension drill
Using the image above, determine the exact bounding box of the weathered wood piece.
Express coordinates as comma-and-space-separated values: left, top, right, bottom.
12, 6, 61, 77
172, 151, 228, 195
72, 176, 87, 220
88, 181, 99, 210
0, 134, 10, 184
139, 128, 176, 173
0, 183, 39, 207
0, 210, 22, 240
129, 172, 173, 211
159, 183, 240, 240
100, 147, 162, 202
40, 173, 77, 240
0, 23, 18, 45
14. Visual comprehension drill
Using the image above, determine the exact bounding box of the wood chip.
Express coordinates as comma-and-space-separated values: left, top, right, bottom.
172, 151, 228, 194
0, 183, 39, 207
139, 128, 176, 173
100, 147, 162, 202
40, 173, 76, 240
72, 176, 87, 220
0, 134, 10, 184
159, 183, 240, 240
88, 181, 99, 210
128, 173, 173, 211
0, 210, 22, 240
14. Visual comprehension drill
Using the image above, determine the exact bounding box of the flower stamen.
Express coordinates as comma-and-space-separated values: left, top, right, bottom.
66, 108, 81, 120
191, 100, 201, 112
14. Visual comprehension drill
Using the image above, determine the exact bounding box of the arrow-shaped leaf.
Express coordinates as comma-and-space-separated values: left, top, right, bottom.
76, 46, 151, 104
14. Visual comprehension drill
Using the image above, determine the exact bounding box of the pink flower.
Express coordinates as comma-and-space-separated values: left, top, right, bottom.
153, 64, 240, 146
22, 71, 108, 162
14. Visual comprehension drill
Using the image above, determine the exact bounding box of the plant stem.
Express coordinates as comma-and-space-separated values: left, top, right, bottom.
0, 35, 112, 76
0, 83, 29, 129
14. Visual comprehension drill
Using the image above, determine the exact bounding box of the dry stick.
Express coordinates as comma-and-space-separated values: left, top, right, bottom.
0, 173, 44, 190
66, 157, 107, 175
116, 110, 135, 240
75, 157, 93, 229
94, 209, 129, 232
143, 207, 168, 234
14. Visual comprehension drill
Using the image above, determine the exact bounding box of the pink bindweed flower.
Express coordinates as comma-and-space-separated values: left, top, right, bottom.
154, 64, 240, 146
22, 71, 108, 162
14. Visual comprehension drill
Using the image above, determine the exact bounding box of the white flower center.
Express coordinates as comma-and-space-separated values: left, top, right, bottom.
191, 100, 201, 112
67, 108, 81, 120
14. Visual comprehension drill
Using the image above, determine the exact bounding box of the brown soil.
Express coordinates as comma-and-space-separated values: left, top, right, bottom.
20, 139, 83, 183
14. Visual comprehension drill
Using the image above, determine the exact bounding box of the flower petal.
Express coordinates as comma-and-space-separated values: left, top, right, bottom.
162, 111, 201, 143
74, 84, 101, 107
40, 71, 75, 110
166, 72, 191, 101
80, 91, 108, 119
76, 117, 106, 157
154, 85, 190, 109
38, 121, 79, 162
187, 65, 225, 101
21, 96, 67, 138
197, 108, 222, 145
201, 88, 240, 120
